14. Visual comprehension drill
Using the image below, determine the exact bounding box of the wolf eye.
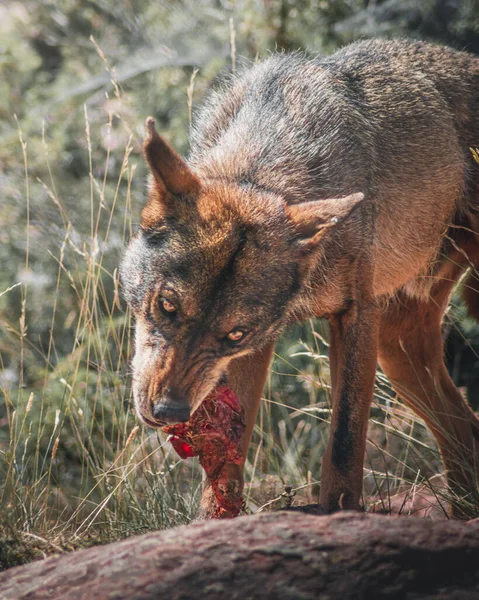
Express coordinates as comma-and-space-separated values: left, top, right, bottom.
226, 329, 246, 344
159, 297, 177, 315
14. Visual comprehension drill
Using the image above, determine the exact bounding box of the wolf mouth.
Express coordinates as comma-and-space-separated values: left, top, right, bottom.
142, 415, 166, 428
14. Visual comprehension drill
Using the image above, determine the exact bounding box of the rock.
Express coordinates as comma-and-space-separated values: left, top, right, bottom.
1, 511, 478, 599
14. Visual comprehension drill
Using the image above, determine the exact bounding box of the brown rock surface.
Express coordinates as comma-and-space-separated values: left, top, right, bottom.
1, 511, 478, 599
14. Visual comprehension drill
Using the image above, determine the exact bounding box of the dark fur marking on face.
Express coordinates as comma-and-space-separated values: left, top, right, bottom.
144, 217, 191, 243
142, 227, 168, 247
163, 255, 195, 281
209, 229, 248, 295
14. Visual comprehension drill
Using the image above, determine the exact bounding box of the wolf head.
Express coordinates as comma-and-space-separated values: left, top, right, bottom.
121, 118, 363, 426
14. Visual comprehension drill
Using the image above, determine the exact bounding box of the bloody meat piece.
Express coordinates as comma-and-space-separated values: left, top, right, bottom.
163, 386, 246, 518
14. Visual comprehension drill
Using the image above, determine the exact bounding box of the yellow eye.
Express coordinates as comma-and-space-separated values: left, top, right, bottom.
227, 329, 245, 343
160, 297, 177, 314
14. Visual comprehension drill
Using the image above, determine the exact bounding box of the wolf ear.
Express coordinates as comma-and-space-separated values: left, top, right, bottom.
286, 192, 364, 251
141, 117, 201, 226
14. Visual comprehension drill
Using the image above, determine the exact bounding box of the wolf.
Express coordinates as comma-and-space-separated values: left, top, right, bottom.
121, 39, 479, 518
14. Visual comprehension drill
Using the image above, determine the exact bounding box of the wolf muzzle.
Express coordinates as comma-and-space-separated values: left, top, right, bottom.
152, 387, 190, 424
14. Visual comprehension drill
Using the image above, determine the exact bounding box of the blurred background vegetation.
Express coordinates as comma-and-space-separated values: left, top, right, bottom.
1, 0, 479, 569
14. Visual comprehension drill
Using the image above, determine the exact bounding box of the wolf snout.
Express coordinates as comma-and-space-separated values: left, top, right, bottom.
152, 388, 190, 424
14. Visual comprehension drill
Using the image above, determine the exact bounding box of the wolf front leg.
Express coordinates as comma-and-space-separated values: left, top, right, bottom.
198, 343, 275, 518
319, 302, 380, 512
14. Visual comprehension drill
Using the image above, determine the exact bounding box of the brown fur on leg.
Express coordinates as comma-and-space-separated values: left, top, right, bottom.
319, 300, 380, 513
378, 282, 479, 518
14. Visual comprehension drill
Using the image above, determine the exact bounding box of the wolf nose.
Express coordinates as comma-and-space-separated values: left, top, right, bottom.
152, 392, 190, 424
152, 402, 190, 424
